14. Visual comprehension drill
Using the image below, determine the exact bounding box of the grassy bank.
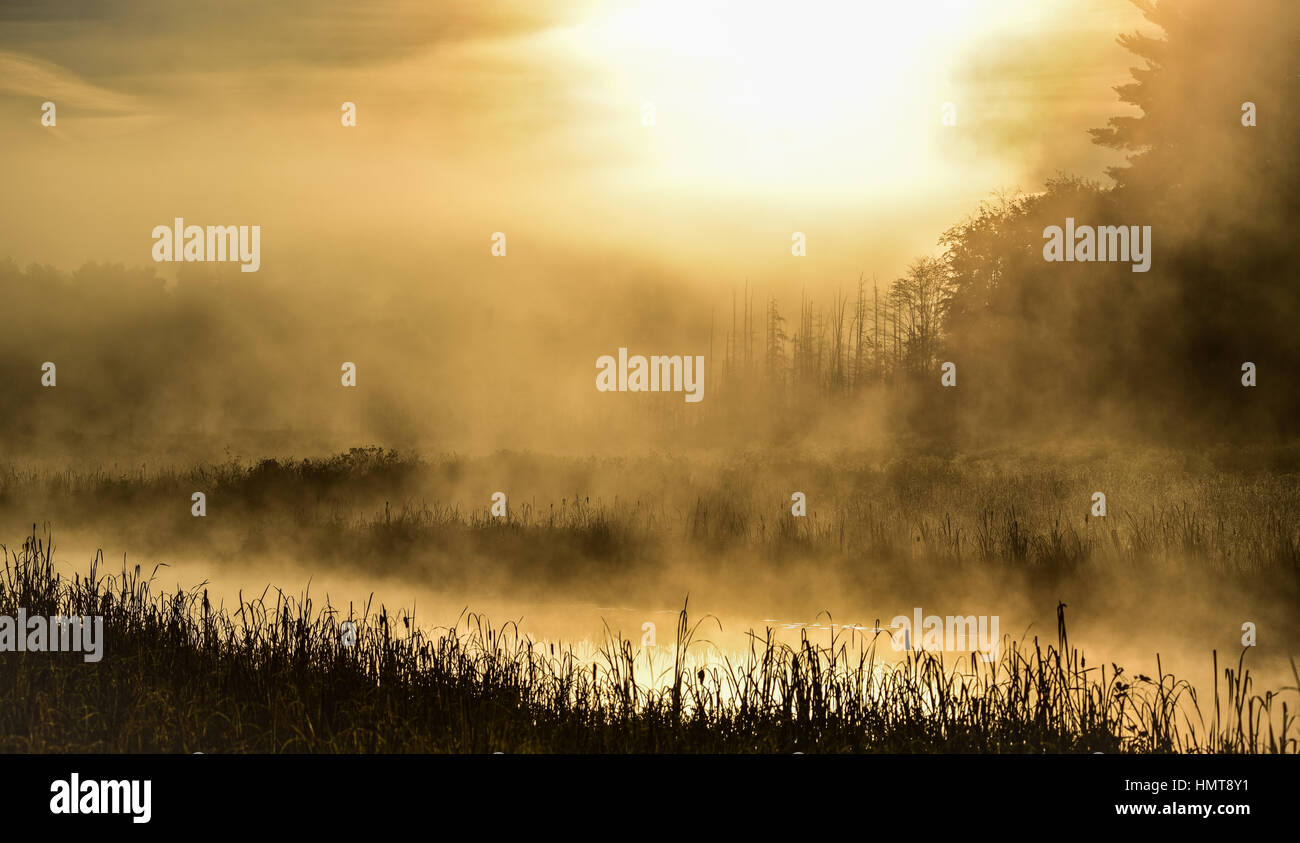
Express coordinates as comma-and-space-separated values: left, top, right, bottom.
1, 528, 1294, 753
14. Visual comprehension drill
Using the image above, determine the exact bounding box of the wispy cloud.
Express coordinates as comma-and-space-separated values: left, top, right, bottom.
0, 1, 583, 83
0, 50, 142, 114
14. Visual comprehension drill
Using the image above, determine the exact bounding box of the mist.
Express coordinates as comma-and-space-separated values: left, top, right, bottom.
0, 0, 1296, 756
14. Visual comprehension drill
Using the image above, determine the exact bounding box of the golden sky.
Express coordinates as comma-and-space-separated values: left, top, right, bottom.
0, 0, 1149, 291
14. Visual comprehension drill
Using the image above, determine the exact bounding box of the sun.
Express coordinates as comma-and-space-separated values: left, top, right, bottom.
551, 0, 998, 196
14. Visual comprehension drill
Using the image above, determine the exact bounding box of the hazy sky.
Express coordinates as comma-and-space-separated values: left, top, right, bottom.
0, 0, 1149, 291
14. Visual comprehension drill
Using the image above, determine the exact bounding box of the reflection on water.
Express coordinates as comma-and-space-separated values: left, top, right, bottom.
42, 539, 1298, 751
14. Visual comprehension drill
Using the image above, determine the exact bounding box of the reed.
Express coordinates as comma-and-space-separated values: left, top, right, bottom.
1, 527, 1293, 753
